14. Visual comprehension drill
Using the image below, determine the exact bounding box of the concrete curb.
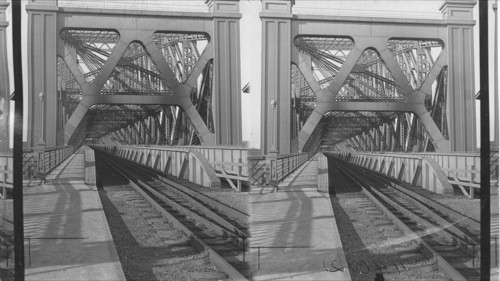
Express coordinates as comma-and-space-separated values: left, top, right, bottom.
87, 146, 127, 280
322, 191, 353, 280
95, 189, 127, 281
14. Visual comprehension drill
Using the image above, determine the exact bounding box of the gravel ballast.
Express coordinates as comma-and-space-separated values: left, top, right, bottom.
96, 158, 226, 281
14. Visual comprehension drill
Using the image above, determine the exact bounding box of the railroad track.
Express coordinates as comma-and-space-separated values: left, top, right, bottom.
328, 166, 439, 280
328, 156, 480, 281
95, 151, 250, 280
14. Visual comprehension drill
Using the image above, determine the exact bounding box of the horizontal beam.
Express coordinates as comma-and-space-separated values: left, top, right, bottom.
292, 20, 448, 41
82, 95, 189, 106
293, 14, 448, 25
56, 12, 213, 35
319, 100, 421, 113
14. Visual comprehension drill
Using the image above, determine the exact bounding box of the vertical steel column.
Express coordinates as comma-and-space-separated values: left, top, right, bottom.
260, 0, 293, 154
26, 0, 58, 147
208, 0, 242, 145
494, 2, 498, 148
12, 1, 24, 278
440, 0, 477, 152
0, 0, 9, 153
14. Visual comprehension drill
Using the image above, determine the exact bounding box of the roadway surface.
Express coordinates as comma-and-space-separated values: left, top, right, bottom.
23, 148, 125, 280
249, 158, 351, 280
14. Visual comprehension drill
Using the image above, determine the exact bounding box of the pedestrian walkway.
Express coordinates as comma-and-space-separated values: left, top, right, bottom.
23, 147, 125, 280
278, 157, 319, 190
249, 157, 351, 280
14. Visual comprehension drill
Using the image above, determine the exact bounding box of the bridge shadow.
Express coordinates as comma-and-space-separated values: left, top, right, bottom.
94, 155, 214, 280
279, 161, 318, 188
328, 195, 439, 280
327, 158, 363, 195
23, 182, 96, 267
22, 152, 127, 280
326, 162, 448, 281
45, 153, 81, 183
249, 185, 352, 280
328, 194, 378, 281
97, 188, 197, 281
94, 156, 130, 188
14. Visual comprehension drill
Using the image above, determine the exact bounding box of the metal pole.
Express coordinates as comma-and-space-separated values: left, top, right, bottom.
36, 93, 45, 181
12, 0, 25, 279
37, 92, 45, 146
271, 100, 276, 151
268, 100, 278, 185
479, 1, 491, 279
494, 0, 498, 148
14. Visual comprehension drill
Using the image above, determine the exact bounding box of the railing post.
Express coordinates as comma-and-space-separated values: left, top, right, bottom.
469, 164, 475, 199
35, 143, 45, 182
282, 157, 285, 180
2, 164, 7, 198
289, 157, 291, 176
267, 148, 278, 186
237, 157, 242, 192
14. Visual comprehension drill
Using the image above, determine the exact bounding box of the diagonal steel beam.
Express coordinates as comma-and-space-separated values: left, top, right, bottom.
376, 45, 414, 96
184, 42, 213, 88
62, 45, 89, 91
86, 39, 130, 96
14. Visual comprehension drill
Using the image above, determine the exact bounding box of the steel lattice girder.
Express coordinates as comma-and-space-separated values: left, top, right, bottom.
315, 111, 404, 149
59, 27, 216, 146
153, 33, 208, 83
290, 34, 450, 153
292, 38, 415, 144
294, 37, 441, 96
328, 112, 423, 152
83, 105, 158, 139
93, 103, 203, 146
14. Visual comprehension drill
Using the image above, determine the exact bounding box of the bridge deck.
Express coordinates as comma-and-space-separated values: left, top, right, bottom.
249, 159, 351, 280
23, 148, 125, 280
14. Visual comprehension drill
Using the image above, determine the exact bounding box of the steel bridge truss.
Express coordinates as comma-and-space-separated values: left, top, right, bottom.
292, 36, 448, 153
88, 105, 200, 146
317, 111, 433, 153
59, 29, 214, 146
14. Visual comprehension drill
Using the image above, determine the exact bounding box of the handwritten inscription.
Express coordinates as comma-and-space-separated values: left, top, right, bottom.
323, 258, 409, 275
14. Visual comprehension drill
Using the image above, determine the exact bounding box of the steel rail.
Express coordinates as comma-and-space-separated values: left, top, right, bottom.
329, 159, 467, 281
108, 156, 247, 247
96, 153, 248, 281
342, 158, 481, 232
153, 176, 248, 226
105, 152, 249, 224
340, 160, 479, 249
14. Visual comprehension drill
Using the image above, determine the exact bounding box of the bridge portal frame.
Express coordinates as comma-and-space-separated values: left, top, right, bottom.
26, 0, 242, 148
261, 0, 477, 154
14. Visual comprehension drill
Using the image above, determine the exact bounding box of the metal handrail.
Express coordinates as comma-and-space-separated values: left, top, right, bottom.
93, 145, 249, 190
332, 151, 482, 198
275, 153, 308, 182
27, 146, 76, 180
